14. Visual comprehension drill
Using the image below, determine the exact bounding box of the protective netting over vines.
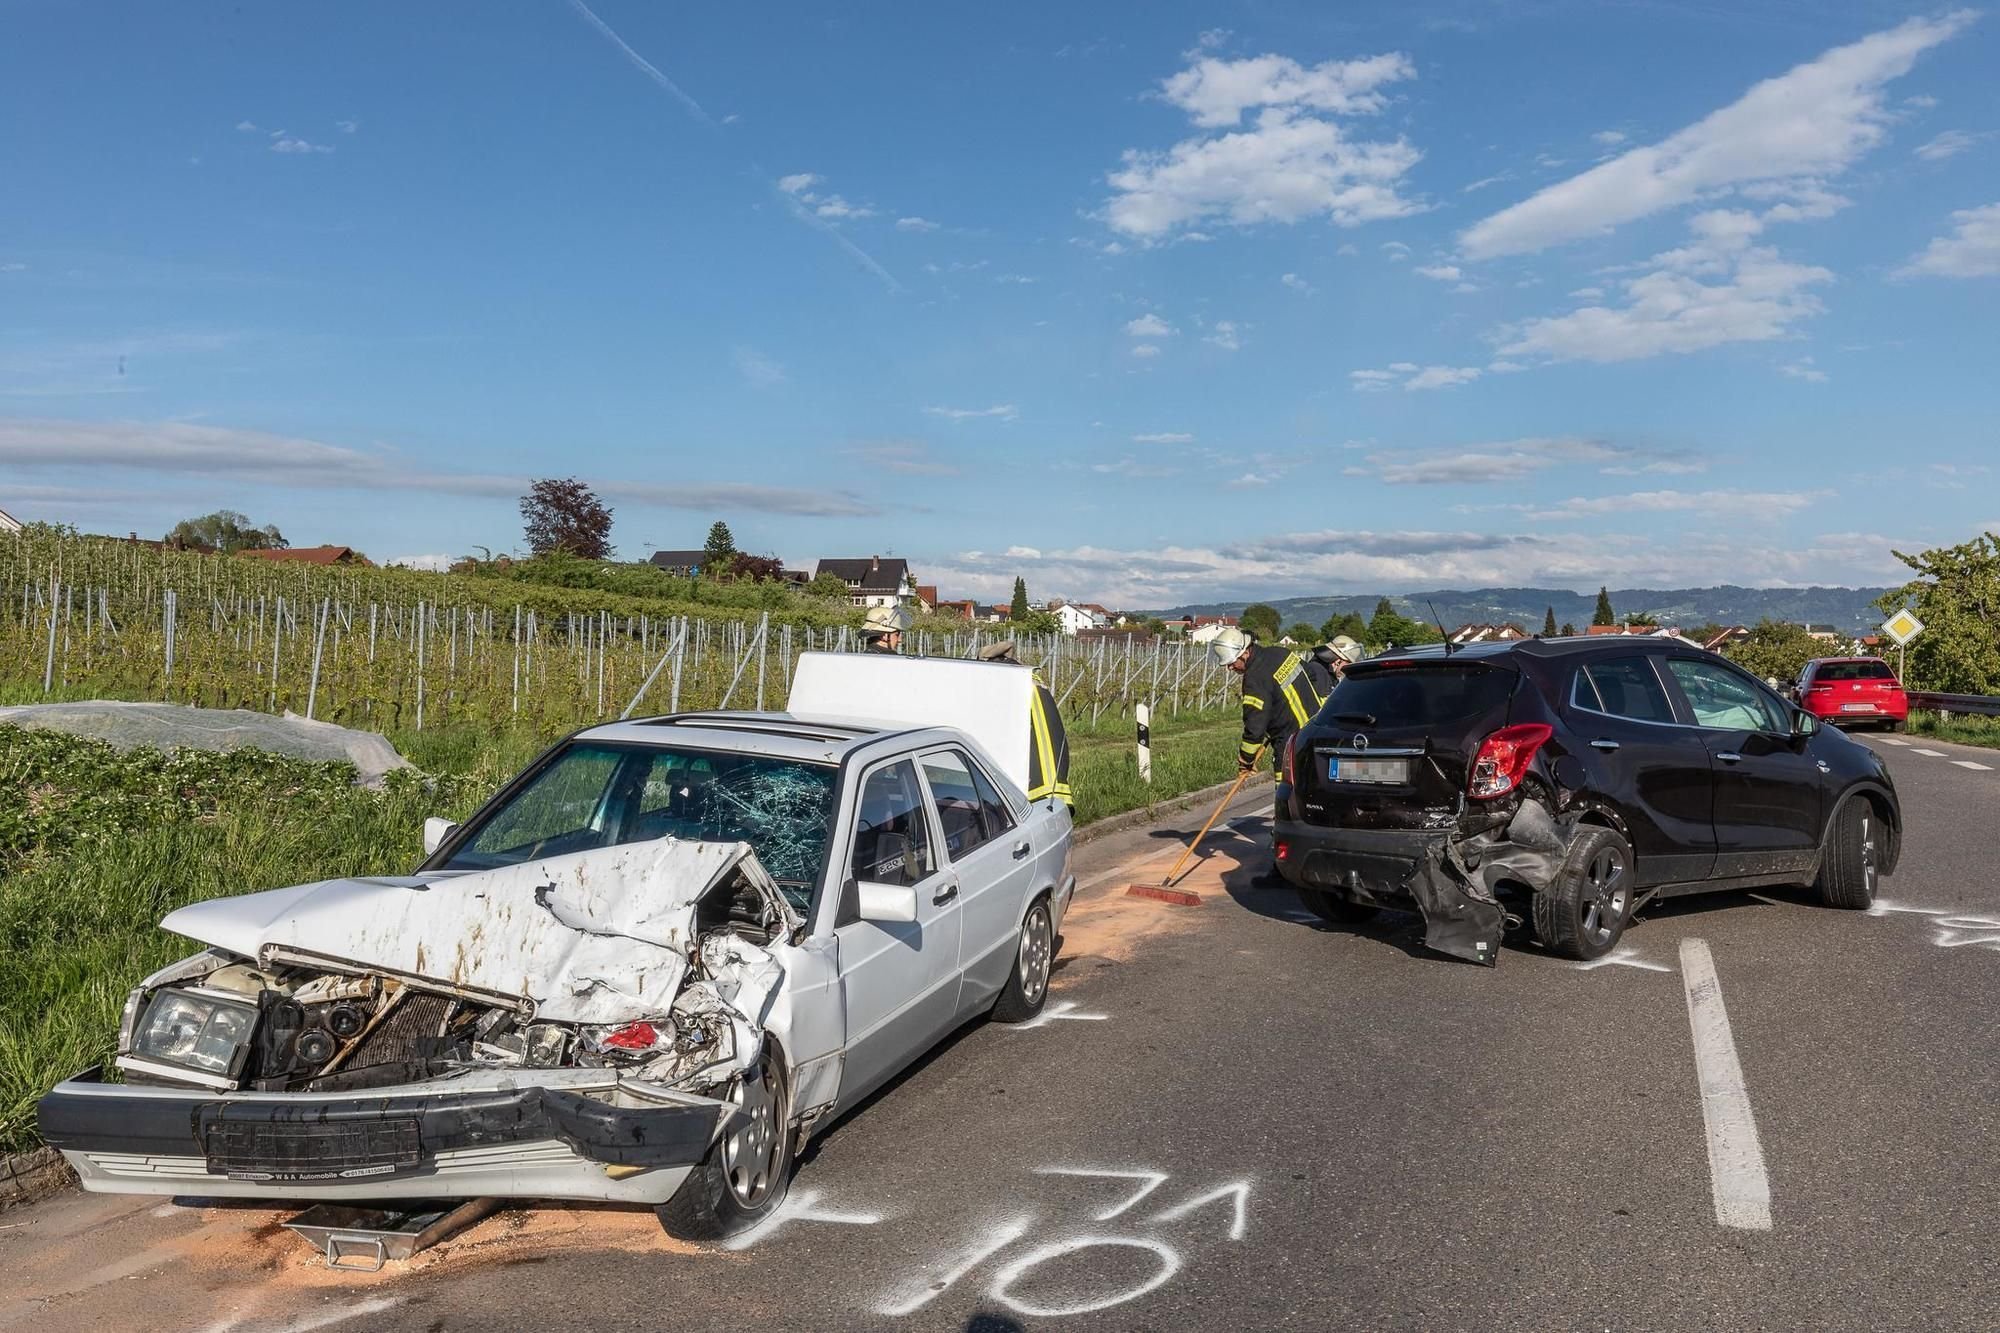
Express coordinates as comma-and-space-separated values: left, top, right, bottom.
0, 701, 413, 786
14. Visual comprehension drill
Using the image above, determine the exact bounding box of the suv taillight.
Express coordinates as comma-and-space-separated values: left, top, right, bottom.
1468, 723, 1553, 799
1283, 733, 1298, 787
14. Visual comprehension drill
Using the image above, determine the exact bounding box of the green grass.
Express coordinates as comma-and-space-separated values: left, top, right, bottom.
0, 707, 1241, 1154
1907, 710, 2000, 750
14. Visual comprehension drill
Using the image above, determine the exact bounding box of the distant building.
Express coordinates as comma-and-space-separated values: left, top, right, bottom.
914, 584, 939, 613
237, 545, 370, 567
0, 506, 21, 535
1585, 623, 1681, 639
1702, 626, 1751, 652
1449, 622, 1530, 645
1163, 614, 1237, 635
934, 599, 979, 621
647, 550, 709, 576
815, 556, 914, 609
1051, 603, 1108, 636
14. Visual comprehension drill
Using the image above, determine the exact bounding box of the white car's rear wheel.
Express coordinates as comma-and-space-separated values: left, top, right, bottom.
990, 896, 1054, 1023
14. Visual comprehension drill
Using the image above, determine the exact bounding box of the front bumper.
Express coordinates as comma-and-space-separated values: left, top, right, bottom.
38, 1066, 735, 1206
1273, 821, 1506, 966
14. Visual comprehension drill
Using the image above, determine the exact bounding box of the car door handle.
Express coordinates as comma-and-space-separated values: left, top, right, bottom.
932, 882, 959, 906
1590, 739, 1620, 751
1715, 751, 1743, 763
1012, 840, 1031, 860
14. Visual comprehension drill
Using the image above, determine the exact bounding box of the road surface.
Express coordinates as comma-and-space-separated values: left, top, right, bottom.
4, 731, 1998, 1331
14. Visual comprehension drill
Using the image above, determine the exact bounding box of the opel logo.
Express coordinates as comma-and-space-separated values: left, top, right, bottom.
1351, 734, 1369, 752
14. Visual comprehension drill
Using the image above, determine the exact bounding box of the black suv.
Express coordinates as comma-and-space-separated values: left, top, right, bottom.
1272, 637, 1900, 965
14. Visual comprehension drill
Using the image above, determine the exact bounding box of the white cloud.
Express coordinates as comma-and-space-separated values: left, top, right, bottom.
1131, 343, 1162, 359
1460, 11, 1976, 259
1105, 48, 1423, 240
270, 135, 333, 154
814, 195, 875, 220
1414, 263, 1461, 281
1591, 130, 1627, 147
924, 404, 1019, 421
895, 216, 940, 232
1226, 472, 1279, 488
845, 441, 960, 476
1495, 210, 1832, 363
234, 120, 258, 132
1344, 436, 1702, 485
1924, 462, 1990, 490
1486, 359, 1527, 374
1132, 431, 1195, 444
1569, 286, 1605, 300
1349, 363, 1482, 392
336, 118, 359, 134
1125, 313, 1175, 337
387, 554, 455, 572
1090, 455, 1177, 478
0, 418, 878, 516
0, 262, 26, 274
731, 345, 786, 389
1158, 50, 1416, 127
1280, 272, 1314, 293
1779, 356, 1828, 383
1896, 202, 2000, 278
995, 273, 1036, 284
1523, 489, 1822, 521
1462, 172, 1510, 193
1203, 320, 1243, 351
1905, 93, 1940, 109
777, 173, 820, 194
1914, 129, 1982, 161
1381, 240, 1411, 260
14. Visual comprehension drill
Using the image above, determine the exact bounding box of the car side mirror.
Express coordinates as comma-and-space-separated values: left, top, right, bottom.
1792, 708, 1818, 738
855, 880, 919, 923
422, 816, 458, 856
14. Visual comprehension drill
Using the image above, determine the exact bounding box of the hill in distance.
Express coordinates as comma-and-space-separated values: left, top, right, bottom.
1154, 585, 1894, 634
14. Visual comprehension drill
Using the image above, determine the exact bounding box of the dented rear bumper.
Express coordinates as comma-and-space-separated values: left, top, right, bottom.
1273, 822, 1507, 966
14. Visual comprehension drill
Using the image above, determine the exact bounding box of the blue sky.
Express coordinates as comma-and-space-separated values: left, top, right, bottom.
2, 1, 1996, 607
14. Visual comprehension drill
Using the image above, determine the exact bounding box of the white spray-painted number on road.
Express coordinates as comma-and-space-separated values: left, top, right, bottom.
1013, 998, 1110, 1030
872, 1167, 1253, 1319
1574, 946, 1673, 973
723, 1187, 884, 1251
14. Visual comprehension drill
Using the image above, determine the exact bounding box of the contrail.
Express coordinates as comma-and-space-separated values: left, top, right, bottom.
565, 0, 901, 293
566, 0, 711, 125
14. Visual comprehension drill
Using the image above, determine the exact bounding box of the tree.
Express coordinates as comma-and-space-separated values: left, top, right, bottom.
1626, 608, 1660, 627
1723, 619, 1823, 686
1560, 622, 1577, 637
703, 521, 737, 570
1321, 611, 1368, 643
1010, 577, 1031, 620
731, 552, 784, 581
1543, 606, 1558, 637
165, 510, 287, 554
1874, 530, 2000, 693
1285, 622, 1320, 644
520, 478, 613, 559
1015, 608, 1061, 635
1592, 586, 1616, 626
1240, 603, 1282, 641
806, 571, 853, 601
1367, 601, 1440, 650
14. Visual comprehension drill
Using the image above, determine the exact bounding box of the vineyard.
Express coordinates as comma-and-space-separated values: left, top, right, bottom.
0, 531, 1236, 733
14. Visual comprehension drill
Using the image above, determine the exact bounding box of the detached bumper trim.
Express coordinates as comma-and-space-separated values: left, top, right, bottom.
37, 1067, 731, 1181
1273, 822, 1443, 904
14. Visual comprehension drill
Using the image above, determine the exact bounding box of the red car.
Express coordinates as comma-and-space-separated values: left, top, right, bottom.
1795, 657, 1909, 731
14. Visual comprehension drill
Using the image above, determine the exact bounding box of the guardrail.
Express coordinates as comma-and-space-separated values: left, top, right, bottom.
1907, 691, 2000, 718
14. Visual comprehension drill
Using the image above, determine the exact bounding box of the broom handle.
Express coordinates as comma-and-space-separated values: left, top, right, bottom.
1164, 742, 1267, 885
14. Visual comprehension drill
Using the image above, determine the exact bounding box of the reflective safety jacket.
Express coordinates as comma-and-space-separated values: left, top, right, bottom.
1027, 680, 1072, 806
1239, 645, 1333, 766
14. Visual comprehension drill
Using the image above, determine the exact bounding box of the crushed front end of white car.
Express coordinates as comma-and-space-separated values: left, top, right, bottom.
38, 838, 799, 1209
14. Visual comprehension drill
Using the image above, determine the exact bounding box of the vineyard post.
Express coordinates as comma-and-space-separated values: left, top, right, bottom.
669, 616, 687, 712
755, 611, 769, 711
164, 587, 177, 685
368, 603, 378, 662
306, 596, 330, 720
269, 595, 283, 711
511, 605, 521, 716
595, 610, 607, 717
42, 576, 58, 695
415, 599, 427, 731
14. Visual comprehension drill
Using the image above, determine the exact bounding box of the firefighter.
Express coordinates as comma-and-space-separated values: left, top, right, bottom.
860, 604, 911, 654
1312, 634, 1365, 679
978, 640, 1072, 807
1206, 626, 1332, 879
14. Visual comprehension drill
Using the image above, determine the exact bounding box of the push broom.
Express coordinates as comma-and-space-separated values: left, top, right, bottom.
1125, 742, 1266, 906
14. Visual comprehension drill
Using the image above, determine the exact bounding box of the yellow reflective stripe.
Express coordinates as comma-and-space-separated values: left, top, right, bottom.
1027, 691, 1059, 800
1282, 682, 1310, 728
1239, 740, 1262, 756
1240, 694, 1265, 709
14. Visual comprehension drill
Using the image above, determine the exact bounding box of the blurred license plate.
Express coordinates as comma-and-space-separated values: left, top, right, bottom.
1333, 758, 1408, 784
1840, 703, 1874, 712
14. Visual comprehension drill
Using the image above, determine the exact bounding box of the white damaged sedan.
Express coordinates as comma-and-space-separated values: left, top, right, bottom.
38, 655, 1075, 1239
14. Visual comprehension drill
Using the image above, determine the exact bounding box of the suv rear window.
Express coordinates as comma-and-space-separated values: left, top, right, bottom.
1575, 656, 1676, 724
1324, 663, 1516, 727
1812, 660, 1896, 682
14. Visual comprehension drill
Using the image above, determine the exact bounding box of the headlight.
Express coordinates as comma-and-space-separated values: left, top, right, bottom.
119, 988, 258, 1087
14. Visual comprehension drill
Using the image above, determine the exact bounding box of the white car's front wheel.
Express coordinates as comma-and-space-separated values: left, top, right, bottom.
655, 1045, 793, 1241
990, 896, 1054, 1024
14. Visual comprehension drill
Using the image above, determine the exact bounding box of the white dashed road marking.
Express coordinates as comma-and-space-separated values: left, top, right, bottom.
1879, 737, 1910, 746
1679, 938, 1772, 1232
1952, 760, 1994, 771
1912, 748, 1947, 757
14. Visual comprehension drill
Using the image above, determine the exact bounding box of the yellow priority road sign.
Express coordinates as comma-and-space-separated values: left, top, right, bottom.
1882, 608, 1924, 646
